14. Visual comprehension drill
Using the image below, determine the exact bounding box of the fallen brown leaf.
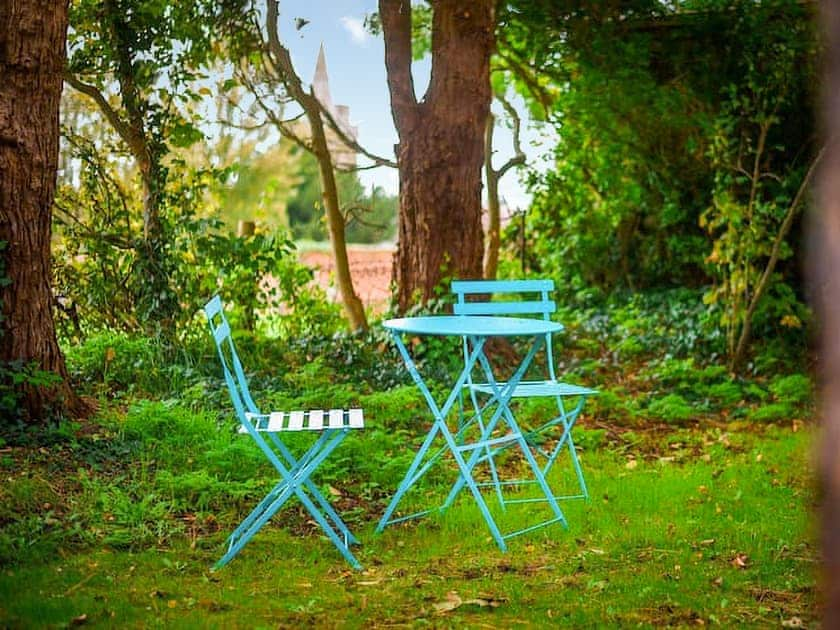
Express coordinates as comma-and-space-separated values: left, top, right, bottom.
433, 591, 462, 614
730, 553, 749, 569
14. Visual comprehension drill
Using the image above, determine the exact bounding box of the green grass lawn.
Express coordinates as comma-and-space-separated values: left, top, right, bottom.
0, 418, 817, 628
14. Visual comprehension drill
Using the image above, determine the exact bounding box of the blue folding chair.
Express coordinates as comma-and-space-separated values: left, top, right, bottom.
203, 296, 364, 570
452, 279, 596, 504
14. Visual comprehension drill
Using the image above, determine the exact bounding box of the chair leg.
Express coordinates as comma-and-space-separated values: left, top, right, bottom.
215, 429, 361, 570
215, 482, 296, 569
225, 478, 290, 548
540, 395, 589, 500
268, 432, 360, 545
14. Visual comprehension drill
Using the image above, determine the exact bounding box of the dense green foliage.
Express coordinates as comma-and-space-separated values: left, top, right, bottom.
64, 0, 253, 330
499, 0, 817, 368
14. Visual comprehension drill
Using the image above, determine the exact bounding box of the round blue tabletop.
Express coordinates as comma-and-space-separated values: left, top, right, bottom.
383, 315, 563, 337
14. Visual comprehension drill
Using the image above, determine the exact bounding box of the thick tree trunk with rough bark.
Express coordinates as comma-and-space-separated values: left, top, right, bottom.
0, 0, 88, 421
380, 0, 495, 311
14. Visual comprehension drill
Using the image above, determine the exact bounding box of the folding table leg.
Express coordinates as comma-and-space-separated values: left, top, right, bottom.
443, 334, 542, 508
377, 334, 486, 530
438, 422, 508, 551
376, 422, 443, 531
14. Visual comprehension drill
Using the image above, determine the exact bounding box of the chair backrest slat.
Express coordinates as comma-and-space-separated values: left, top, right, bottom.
454, 299, 556, 317
213, 319, 232, 345
452, 279, 553, 294
451, 279, 558, 381
452, 279, 556, 320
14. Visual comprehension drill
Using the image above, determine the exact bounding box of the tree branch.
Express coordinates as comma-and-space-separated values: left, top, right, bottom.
315, 98, 397, 168
732, 144, 826, 370
234, 66, 314, 153
379, 0, 418, 137
495, 46, 554, 119
493, 92, 527, 179
63, 72, 139, 152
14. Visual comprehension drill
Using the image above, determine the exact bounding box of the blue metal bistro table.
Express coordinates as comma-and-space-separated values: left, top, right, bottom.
376, 315, 568, 551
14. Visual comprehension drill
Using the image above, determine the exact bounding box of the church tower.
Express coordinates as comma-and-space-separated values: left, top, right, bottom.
311, 44, 357, 169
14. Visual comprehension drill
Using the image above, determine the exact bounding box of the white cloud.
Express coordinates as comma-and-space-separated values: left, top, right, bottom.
340, 16, 369, 45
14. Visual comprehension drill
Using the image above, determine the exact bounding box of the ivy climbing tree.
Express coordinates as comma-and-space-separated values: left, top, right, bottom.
65, 0, 249, 331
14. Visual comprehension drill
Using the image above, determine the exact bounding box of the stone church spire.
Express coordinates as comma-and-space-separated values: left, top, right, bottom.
312, 43, 334, 111
309, 43, 357, 168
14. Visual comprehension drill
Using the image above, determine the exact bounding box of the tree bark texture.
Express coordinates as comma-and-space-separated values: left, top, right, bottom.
0, 0, 87, 420
817, 2, 840, 624
380, 0, 495, 311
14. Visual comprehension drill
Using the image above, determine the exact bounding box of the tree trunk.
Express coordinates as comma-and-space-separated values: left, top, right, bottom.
381, 0, 495, 311
308, 100, 368, 331
817, 2, 840, 624
0, 0, 88, 421
263, 0, 368, 331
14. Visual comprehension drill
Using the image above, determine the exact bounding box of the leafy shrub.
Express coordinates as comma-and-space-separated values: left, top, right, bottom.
647, 393, 695, 423
768, 373, 813, 407
569, 288, 724, 363
705, 382, 744, 406
575, 428, 607, 450
587, 389, 626, 420
359, 386, 426, 429
65, 332, 160, 391
749, 403, 795, 423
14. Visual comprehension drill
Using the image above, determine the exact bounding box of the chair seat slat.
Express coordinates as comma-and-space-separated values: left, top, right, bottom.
289, 410, 305, 431
308, 409, 324, 430
348, 408, 364, 428
240, 408, 366, 432
268, 411, 285, 431
328, 409, 344, 429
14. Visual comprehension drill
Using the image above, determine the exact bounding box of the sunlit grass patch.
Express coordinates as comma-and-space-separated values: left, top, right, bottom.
0, 418, 816, 627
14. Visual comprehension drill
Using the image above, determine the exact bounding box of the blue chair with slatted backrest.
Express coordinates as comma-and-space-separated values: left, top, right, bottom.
204, 296, 364, 570
452, 279, 596, 504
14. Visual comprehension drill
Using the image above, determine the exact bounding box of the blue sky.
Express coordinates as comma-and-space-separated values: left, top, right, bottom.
275, 1, 548, 211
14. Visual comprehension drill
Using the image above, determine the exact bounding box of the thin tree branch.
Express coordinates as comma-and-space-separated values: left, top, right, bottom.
63, 72, 139, 151
493, 92, 527, 179
732, 144, 826, 369
315, 97, 397, 168
235, 67, 314, 153
495, 47, 554, 119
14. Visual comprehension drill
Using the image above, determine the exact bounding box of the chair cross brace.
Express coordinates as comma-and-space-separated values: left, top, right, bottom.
216, 426, 361, 570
